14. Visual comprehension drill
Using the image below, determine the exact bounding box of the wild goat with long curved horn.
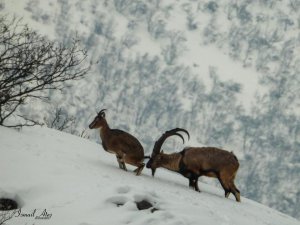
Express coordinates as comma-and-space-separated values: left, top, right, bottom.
89, 109, 145, 175
146, 128, 241, 202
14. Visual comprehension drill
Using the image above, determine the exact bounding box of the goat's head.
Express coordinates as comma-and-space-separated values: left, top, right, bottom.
146, 128, 189, 176
147, 150, 166, 175
89, 109, 107, 129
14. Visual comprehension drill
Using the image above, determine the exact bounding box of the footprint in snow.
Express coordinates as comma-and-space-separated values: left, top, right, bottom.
106, 196, 129, 207
116, 186, 131, 194
106, 187, 159, 212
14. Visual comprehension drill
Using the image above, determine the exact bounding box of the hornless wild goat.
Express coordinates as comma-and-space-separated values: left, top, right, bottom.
89, 109, 145, 175
146, 128, 241, 202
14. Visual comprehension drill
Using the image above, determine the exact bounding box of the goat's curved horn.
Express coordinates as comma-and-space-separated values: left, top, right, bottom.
99, 109, 107, 114
98, 109, 107, 117
176, 128, 190, 141
151, 128, 189, 157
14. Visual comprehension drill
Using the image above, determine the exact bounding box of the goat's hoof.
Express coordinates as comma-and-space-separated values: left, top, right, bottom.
134, 169, 143, 176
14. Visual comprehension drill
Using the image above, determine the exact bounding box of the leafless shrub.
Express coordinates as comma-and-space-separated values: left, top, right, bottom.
0, 16, 89, 127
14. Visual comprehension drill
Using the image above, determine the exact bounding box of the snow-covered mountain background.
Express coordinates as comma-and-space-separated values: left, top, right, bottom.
1, 0, 300, 220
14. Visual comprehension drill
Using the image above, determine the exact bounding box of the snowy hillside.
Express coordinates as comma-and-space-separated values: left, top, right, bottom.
0, 126, 299, 225
1, 0, 300, 220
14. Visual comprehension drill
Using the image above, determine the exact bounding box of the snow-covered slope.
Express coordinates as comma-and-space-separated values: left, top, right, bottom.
0, 126, 299, 225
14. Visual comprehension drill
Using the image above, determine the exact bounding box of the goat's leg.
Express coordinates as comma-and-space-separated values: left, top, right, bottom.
189, 178, 200, 192
217, 173, 230, 198
133, 163, 145, 176
194, 178, 200, 192
187, 173, 200, 191
121, 155, 127, 171
116, 155, 123, 169
188, 178, 193, 189
229, 181, 241, 202
116, 155, 127, 171
121, 159, 127, 171
229, 172, 241, 202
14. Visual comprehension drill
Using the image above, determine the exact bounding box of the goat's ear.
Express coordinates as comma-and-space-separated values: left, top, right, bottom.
100, 112, 105, 118
161, 150, 164, 154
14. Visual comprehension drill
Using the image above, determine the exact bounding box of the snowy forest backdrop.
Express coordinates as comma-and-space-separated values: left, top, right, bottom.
1, 0, 300, 219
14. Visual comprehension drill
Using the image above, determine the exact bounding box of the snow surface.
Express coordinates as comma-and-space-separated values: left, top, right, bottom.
1, 126, 299, 225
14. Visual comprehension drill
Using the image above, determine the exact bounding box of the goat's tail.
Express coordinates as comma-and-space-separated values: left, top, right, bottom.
230, 151, 239, 162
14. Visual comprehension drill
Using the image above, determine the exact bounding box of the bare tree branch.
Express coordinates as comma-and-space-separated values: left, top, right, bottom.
0, 16, 90, 127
